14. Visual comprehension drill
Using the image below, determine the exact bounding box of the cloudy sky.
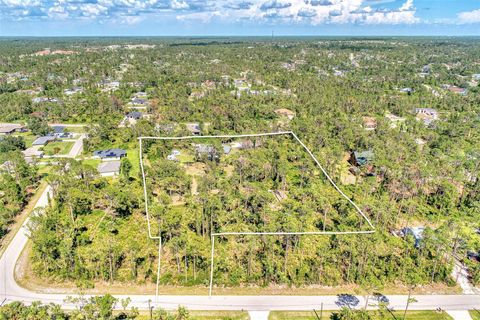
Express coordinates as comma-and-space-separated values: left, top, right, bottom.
1, 0, 480, 36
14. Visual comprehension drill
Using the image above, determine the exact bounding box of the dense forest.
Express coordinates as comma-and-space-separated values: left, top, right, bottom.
0, 37, 479, 292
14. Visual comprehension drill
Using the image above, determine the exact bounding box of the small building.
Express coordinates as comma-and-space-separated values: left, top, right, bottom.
97, 160, 121, 177
93, 149, 127, 160
186, 123, 201, 136
473, 74, 480, 81
447, 86, 467, 95
32, 136, 56, 146
415, 108, 439, 126
274, 108, 295, 120
195, 144, 218, 161
362, 116, 377, 131
351, 150, 374, 167
0, 123, 24, 135
22, 146, 44, 160
64, 87, 83, 95
126, 112, 142, 120
51, 126, 72, 138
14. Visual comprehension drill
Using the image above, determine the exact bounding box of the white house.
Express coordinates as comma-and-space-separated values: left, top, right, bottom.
97, 160, 121, 177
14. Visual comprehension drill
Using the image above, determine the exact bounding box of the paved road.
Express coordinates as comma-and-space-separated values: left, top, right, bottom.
1, 186, 479, 313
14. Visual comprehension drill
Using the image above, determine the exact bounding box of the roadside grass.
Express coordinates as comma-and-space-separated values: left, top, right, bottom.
0, 182, 48, 259
134, 311, 249, 320
269, 310, 452, 320
42, 141, 75, 155
470, 310, 480, 320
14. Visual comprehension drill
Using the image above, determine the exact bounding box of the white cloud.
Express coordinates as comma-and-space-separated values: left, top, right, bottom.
457, 8, 480, 24
0, 0, 420, 26
399, 0, 413, 11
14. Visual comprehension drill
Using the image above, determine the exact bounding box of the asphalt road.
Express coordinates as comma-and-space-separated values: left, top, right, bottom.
1, 186, 479, 314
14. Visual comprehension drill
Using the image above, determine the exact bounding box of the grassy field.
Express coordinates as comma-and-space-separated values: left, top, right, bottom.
127, 148, 140, 177
269, 310, 453, 320
42, 141, 74, 155
13, 132, 37, 148
64, 126, 86, 133
82, 158, 101, 169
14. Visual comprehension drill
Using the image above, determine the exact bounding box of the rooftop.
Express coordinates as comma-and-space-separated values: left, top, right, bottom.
32, 136, 56, 146
93, 148, 127, 159
97, 160, 121, 174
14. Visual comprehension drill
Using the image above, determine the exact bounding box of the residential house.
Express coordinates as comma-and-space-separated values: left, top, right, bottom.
64, 87, 83, 95
195, 144, 218, 161
0, 123, 25, 135
447, 86, 467, 95
93, 149, 127, 160
186, 123, 201, 136
126, 112, 142, 120
351, 150, 374, 167
51, 126, 72, 138
22, 146, 44, 161
32, 136, 56, 146
362, 116, 377, 131
415, 108, 439, 126
97, 160, 121, 177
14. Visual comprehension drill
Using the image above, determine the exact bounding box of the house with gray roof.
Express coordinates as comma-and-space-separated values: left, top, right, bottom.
32, 136, 56, 146
93, 148, 127, 160
97, 160, 121, 177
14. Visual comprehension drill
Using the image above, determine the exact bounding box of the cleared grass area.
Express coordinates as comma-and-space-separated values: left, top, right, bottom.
126, 148, 140, 177
64, 126, 86, 133
42, 141, 74, 155
177, 149, 195, 163
82, 159, 101, 169
269, 310, 453, 320
13, 132, 37, 148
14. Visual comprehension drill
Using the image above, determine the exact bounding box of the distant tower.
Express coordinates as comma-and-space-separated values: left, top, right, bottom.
272, 30, 274, 39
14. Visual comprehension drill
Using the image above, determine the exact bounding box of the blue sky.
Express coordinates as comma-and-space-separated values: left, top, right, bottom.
1, 0, 480, 36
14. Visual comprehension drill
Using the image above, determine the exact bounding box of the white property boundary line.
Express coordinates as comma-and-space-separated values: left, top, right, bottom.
138, 131, 375, 299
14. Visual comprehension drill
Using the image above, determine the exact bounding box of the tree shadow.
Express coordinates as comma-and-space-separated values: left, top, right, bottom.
335, 294, 360, 309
